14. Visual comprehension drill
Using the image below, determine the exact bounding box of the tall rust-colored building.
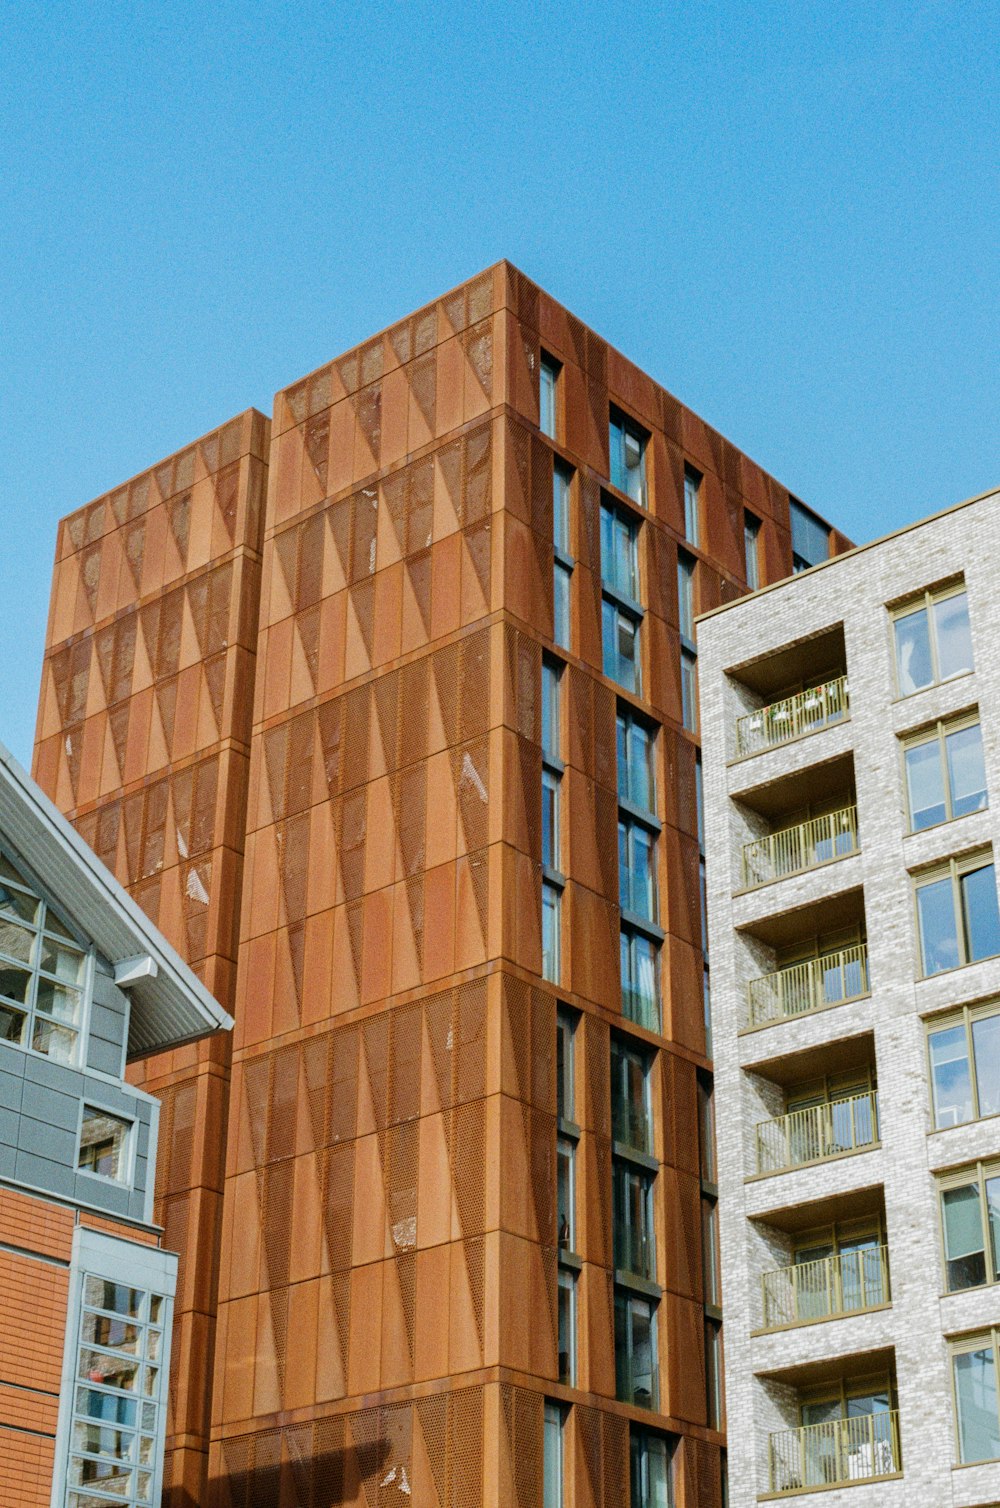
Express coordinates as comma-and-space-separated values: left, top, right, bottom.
33, 263, 847, 1507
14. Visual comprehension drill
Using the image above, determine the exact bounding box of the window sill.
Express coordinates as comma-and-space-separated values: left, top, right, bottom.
614, 1269, 661, 1300
617, 794, 661, 831
558, 1250, 582, 1273
620, 909, 665, 943
612, 1140, 658, 1172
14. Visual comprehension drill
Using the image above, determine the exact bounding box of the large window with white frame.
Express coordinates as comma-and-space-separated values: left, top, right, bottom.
902, 714, 987, 832
893, 580, 974, 697
927, 1001, 1000, 1129
914, 850, 1000, 976
63, 1269, 172, 1506
0, 848, 91, 1066
952, 1328, 1000, 1464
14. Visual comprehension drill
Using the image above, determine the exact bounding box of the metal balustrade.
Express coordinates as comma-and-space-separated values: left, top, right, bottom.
768, 1410, 901, 1494
735, 675, 849, 759
747, 944, 869, 1027
742, 805, 858, 889
761, 1244, 890, 1330
755, 1091, 879, 1175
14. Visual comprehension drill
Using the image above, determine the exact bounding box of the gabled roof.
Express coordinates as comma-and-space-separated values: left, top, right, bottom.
0, 743, 233, 1059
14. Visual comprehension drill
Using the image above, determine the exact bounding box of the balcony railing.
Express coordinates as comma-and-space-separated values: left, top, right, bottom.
755, 1091, 879, 1175
761, 1244, 890, 1330
747, 944, 869, 1027
742, 805, 858, 890
735, 675, 849, 760
768, 1410, 901, 1494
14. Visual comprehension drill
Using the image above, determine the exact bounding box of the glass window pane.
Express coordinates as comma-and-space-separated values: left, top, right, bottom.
947, 724, 987, 818
631, 721, 654, 812
542, 771, 559, 871
905, 740, 946, 830
540, 359, 557, 439
681, 650, 698, 730
986, 1175, 1000, 1284
542, 661, 560, 758
972, 1013, 1000, 1118
895, 607, 932, 695
557, 1139, 574, 1251
79, 1109, 130, 1181
0, 883, 39, 926
0, 919, 34, 966
677, 556, 694, 639
935, 591, 973, 680
39, 938, 85, 982
557, 1274, 575, 1385
916, 875, 959, 974
0, 962, 30, 1005
954, 1345, 1000, 1463
0, 1003, 26, 1045
789, 500, 830, 569
943, 1183, 987, 1289
554, 563, 571, 650
962, 864, 1000, 964
542, 884, 560, 983
744, 515, 760, 590
32, 1017, 77, 1063
36, 978, 81, 1025
553, 463, 571, 549
684, 471, 700, 545
929, 1023, 974, 1128
556, 1011, 574, 1122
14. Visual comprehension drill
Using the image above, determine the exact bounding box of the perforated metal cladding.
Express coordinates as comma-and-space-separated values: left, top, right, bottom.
575, 1406, 629, 1508
247, 626, 492, 1025
224, 981, 490, 1405
499, 1384, 544, 1508
214, 1386, 484, 1507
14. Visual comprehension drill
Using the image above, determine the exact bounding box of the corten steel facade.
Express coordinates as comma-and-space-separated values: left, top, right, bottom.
698, 488, 1000, 1507
33, 263, 846, 1507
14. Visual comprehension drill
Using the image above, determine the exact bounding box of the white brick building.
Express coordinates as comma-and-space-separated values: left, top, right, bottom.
697, 487, 1000, 1507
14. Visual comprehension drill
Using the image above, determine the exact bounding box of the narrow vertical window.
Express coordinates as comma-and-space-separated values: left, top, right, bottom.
553, 461, 574, 650
542, 768, 560, 871
542, 882, 561, 983
790, 497, 830, 572
543, 1400, 566, 1506
556, 1008, 576, 1122
681, 649, 698, 731
677, 551, 695, 641
683, 467, 701, 546
557, 1271, 577, 1385
744, 512, 761, 589
610, 408, 649, 505
540, 354, 560, 439
541, 657, 562, 762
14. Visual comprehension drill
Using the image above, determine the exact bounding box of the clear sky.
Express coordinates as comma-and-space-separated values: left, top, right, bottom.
2, 0, 997, 766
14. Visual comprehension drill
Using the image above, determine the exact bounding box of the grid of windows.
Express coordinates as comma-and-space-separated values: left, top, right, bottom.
903, 715, 987, 831
914, 850, 1000, 976
893, 581, 973, 697
66, 1276, 169, 1507
927, 1002, 1000, 1129
610, 409, 648, 506
0, 850, 91, 1066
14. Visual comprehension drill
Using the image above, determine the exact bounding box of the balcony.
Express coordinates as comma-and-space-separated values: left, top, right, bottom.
747, 944, 869, 1028
767, 1410, 901, 1495
761, 1244, 890, 1330
755, 1091, 879, 1176
742, 805, 858, 890
735, 676, 850, 760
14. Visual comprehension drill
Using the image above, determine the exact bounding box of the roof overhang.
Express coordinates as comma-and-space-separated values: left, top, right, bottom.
0, 743, 233, 1059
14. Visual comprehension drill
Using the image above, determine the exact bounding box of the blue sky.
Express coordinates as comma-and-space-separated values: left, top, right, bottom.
2, 0, 997, 765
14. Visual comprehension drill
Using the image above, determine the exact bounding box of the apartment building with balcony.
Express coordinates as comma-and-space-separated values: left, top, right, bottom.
32, 263, 846, 1506
0, 742, 230, 1506
698, 485, 1000, 1506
